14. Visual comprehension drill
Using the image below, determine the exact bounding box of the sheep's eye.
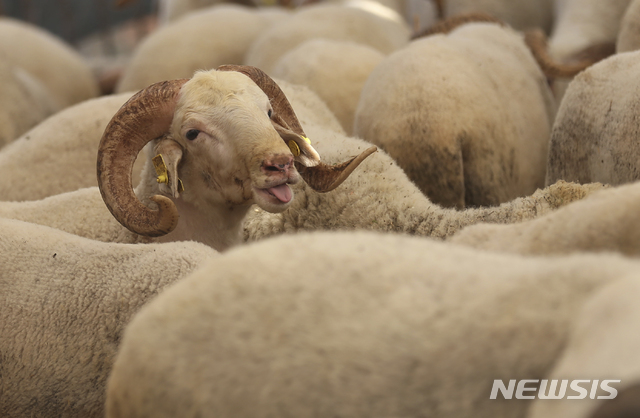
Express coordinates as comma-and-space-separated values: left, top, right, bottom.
268, 109, 273, 118
186, 129, 200, 141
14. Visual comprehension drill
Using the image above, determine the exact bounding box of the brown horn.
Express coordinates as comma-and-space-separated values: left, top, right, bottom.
295, 147, 378, 193
524, 28, 613, 79
217, 64, 304, 134
217, 64, 378, 193
412, 11, 504, 39
97, 79, 188, 237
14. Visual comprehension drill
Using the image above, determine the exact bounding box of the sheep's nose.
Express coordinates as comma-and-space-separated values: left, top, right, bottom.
261, 154, 294, 175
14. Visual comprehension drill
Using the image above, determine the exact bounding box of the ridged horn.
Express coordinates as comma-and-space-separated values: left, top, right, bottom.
524, 28, 614, 78
217, 64, 378, 193
97, 79, 188, 237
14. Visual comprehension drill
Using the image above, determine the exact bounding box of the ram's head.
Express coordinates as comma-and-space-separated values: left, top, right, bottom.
97, 65, 376, 237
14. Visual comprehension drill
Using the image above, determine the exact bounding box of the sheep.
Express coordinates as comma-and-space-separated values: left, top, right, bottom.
115, 4, 291, 93
243, 2, 411, 74
157, 0, 258, 24
0, 17, 100, 108
618, 0, 640, 52
271, 38, 385, 134
0, 217, 218, 418
0, 92, 151, 202
528, 275, 640, 418
449, 181, 640, 257
545, 0, 630, 100
0, 61, 59, 148
439, 0, 554, 33
105, 230, 640, 418
546, 50, 640, 188
549, 0, 631, 63
353, 22, 556, 209
0, 65, 373, 251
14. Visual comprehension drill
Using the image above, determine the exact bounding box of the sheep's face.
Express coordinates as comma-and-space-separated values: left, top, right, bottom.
169, 70, 301, 214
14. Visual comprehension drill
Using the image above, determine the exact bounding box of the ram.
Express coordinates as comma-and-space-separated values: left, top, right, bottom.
0, 65, 372, 251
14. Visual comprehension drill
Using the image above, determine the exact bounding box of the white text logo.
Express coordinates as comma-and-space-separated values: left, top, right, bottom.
489, 379, 620, 400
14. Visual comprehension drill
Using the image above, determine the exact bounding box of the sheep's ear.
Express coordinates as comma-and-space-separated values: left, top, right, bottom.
272, 122, 320, 167
153, 138, 184, 199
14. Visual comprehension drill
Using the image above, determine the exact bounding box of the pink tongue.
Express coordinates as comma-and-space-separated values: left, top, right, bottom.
268, 184, 292, 203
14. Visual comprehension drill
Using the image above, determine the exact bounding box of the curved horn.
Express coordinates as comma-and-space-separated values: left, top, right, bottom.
296, 147, 378, 193
524, 28, 614, 78
217, 65, 378, 193
97, 79, 188, 237
412, 12, 504, 39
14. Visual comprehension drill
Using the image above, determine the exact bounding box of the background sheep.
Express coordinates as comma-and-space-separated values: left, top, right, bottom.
617, 0, 640, 52
440, 0, 554, 33
449, 181, 640, 257
0, 217, 217, 418
549, 0, 631, 62
353, 22, 556, 208
106, 230, 640, 418
545, 0, 630, 100
0, 61, 59, 148
0, 17, 99, 108
546, 50, 640, 187
0, 92, 150, 202
243, 3, 411, 74
271, 38, 385, 134
157, 0, 257, 24
528, 275, 640, 418
115, 4, 290, 93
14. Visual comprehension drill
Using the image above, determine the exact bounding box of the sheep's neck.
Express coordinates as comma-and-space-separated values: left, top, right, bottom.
156, 197, 250, 252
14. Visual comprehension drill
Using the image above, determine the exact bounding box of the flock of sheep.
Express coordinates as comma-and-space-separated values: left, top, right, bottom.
2, 0, 640, 417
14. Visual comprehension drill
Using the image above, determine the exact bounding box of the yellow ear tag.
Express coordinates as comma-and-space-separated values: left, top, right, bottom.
152, 154, 185, 192
288, 140, 301, 157
153, 154, 169, 185
302, 136, 311, 144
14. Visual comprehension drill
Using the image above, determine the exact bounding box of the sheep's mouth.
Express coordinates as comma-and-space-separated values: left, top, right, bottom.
254, 183, 293, 204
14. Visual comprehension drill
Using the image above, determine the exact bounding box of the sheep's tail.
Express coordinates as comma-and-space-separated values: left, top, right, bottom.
412, 12, 505, 39
524, 28, 615, 79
